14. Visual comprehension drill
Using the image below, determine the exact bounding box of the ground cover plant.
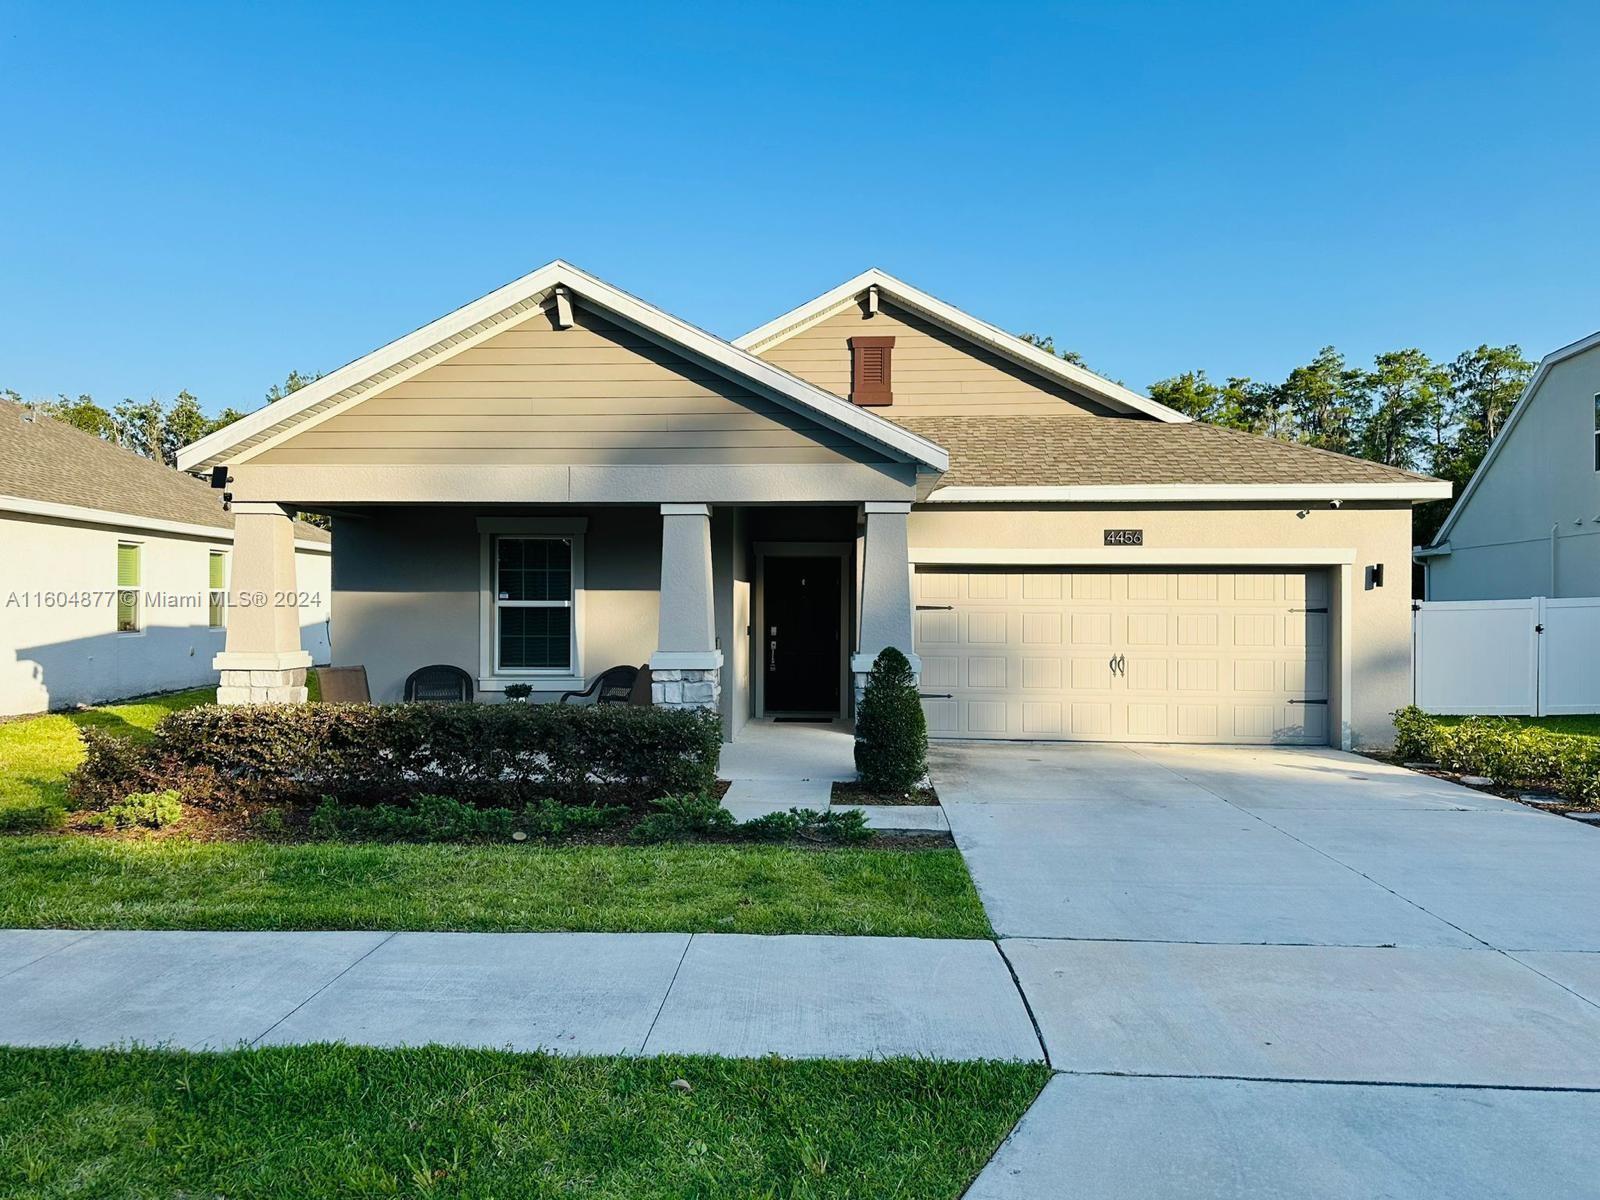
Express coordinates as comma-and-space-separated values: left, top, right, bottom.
0, 837, 993, 937
0, 1045, 1048, 1200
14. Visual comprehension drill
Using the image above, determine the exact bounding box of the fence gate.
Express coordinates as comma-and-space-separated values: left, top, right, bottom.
1413, 596, 1600, 716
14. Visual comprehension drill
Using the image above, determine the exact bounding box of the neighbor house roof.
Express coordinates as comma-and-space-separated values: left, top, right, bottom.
0, 399, 331, 543
176, 261, 949, 475
896, 413, 1451, 502
1427, 328, 1600, 548
735, 268, 1192, 425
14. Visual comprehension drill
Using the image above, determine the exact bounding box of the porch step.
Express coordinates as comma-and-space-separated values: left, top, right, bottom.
721, 779, 834, 821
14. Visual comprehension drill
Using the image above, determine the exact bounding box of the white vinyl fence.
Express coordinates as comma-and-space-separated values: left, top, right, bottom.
1413, 596, 1600, 716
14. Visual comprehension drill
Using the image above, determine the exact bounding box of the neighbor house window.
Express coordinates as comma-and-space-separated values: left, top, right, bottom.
494, 536, 574, 672
208, 550, 227, 629
116, 542, 141, 633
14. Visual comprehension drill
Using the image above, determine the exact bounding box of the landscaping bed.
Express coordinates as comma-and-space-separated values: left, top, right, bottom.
1390, 706, 1600, 810
832, 779, 940, 806
0, 1045, 1048, 1200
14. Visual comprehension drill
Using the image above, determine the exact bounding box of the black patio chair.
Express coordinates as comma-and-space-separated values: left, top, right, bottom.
558, 664, 641, 706
403, 664, 474, 703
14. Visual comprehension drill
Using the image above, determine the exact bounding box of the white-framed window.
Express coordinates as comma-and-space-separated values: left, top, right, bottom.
477, 517, 586, 685
494, 536, 574, 671
208, 550, 228, 629
116, 541, 142, 633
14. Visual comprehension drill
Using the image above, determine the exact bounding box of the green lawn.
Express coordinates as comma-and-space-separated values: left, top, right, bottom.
1431, 713, 1600, 737
0, 687, 214, 826
0, 838, 993, 937
0, 1045, 1048, 1200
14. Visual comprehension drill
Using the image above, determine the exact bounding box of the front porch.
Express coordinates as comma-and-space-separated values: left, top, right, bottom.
214, 500, 919, 742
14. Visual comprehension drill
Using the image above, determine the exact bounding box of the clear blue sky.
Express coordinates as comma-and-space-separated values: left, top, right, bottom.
3, 1, 1596, 415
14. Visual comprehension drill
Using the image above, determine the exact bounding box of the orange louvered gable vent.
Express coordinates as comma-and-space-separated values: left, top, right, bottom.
849, 336, 895, 406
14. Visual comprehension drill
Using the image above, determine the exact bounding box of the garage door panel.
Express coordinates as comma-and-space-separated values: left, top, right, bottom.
914, 566, 1329, 746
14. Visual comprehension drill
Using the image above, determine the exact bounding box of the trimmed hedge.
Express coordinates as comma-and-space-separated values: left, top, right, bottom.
1393, 706, 1600, 806
69, 702, 722, 810
854, 647, 928, 793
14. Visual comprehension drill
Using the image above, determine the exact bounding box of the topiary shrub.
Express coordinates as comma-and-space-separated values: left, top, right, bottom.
853, 647, 928, 793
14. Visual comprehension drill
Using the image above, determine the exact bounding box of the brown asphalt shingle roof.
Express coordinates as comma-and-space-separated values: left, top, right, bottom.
891, 412, 1440, 488
0, 399, 330, 541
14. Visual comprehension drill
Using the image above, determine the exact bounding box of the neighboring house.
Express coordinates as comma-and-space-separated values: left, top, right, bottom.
177, 262, 1445, 747
1418, 330, 1600, 601
0, 398, 331, 716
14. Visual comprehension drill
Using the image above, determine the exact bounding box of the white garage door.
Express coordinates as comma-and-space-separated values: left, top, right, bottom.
914, 567, 1330, 745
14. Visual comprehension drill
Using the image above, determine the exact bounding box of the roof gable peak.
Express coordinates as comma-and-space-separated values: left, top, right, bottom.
736, 269, 1190, 424
178, 261, 948, 474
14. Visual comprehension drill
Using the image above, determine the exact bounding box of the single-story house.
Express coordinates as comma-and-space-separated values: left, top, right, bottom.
177, 262, 1447, 747
1417, 329, 1600, 600
0, 397, 331, 716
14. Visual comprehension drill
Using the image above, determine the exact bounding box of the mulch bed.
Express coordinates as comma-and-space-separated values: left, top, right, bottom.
1359, 750, 1599, 819
830, 780, 940, 807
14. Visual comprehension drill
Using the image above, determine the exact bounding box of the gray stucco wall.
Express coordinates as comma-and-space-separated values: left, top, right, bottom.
1428, 347, 1600, 600
333, 506, 660, 703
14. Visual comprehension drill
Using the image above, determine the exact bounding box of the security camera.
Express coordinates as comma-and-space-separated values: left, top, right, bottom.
1329, 499, 1343, 509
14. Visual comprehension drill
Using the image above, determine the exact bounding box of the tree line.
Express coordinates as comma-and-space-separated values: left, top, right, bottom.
2, 370, 321, 469
1025, 336, 1534, 544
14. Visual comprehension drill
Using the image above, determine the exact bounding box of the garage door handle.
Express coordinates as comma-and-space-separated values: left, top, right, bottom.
1288, 699, 1329, 705
916, 605, 954, 611
919, 693, 953, 699
1291, 607, 1330, 614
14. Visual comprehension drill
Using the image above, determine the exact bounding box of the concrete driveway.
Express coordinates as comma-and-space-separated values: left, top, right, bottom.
937, 741, 1600, 1199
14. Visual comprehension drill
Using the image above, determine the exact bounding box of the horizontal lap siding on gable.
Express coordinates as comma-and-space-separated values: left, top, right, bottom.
253, 303, 887, 467
756, 300, 1119, 417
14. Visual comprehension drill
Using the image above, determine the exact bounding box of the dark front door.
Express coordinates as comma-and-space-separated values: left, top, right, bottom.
763, 555, 842, 713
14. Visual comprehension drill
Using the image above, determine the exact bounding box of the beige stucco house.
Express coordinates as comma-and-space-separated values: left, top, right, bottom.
1418, 330, 1600, 601
178, 262, 1447, 748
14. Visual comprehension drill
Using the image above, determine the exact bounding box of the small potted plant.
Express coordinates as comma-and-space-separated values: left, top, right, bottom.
503, 682, 533, 703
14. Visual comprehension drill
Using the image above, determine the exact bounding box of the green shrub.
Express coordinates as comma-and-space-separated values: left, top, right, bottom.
1391, 706, 1600, 806
740, 807, 873, 844
503, 683, 533, 701
0, 803, 66, 832
99, 789, 182, 831
69, 702, 721, 811
630, 792, 736, 843
854, 647, 928, 793
309, 795, 630, 842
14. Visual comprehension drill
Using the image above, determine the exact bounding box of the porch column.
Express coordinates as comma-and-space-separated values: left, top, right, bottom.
651, 503, 722, 711
214, 502, 311, 704
853, 501, 919, 701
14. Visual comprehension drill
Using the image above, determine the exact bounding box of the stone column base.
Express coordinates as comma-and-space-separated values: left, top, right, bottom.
651, 667, 722, 711
850, 653, 922, 709
217, 667, 309, 705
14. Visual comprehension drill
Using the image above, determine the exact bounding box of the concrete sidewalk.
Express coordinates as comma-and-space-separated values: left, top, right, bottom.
0, 929, 1043, 1062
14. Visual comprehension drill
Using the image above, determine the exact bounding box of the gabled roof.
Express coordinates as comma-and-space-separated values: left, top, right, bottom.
734, 268, 1192, 424
177, 261, 949, 475
0, 399, 329, 543
897, 413, 1450, 501
1428, 328, 1600, 547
